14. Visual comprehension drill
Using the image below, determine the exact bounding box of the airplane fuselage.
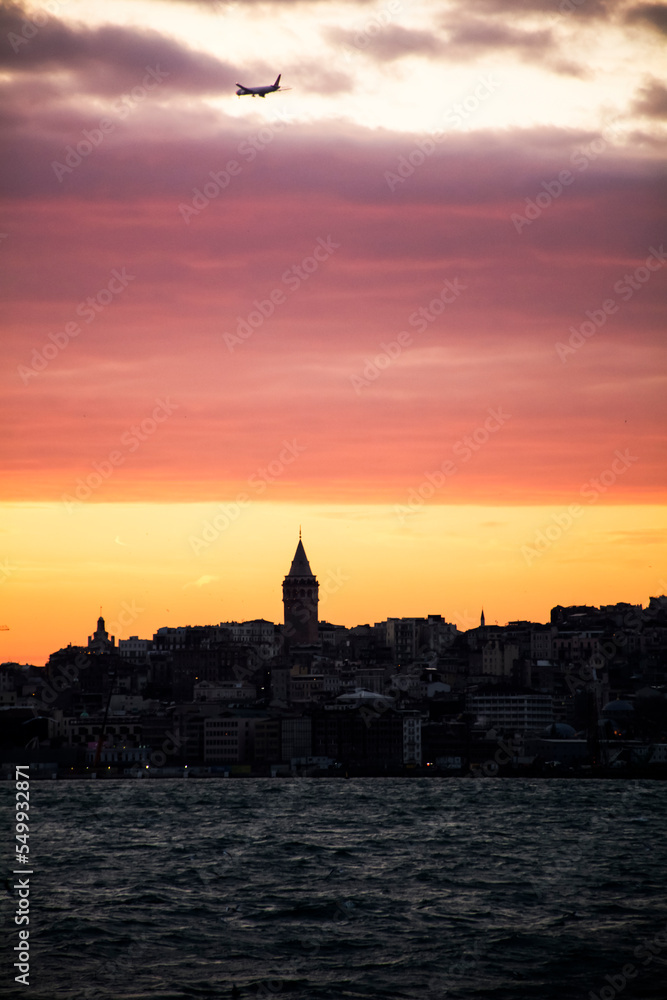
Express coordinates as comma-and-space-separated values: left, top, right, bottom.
236, 74, 282, 98
236, 86, 275, 97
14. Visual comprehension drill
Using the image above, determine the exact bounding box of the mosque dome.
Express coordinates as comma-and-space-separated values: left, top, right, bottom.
541, 722, 576, 739
336, 689, 395, 705
602, 700, 634, 717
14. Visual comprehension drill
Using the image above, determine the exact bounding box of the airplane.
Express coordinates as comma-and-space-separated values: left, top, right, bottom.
235, 74, 290, 98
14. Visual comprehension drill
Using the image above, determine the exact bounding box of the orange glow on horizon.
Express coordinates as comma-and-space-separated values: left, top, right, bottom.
1, 501, 665, 666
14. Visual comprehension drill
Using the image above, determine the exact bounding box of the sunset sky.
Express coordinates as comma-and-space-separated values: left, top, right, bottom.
1, 0, 666, 664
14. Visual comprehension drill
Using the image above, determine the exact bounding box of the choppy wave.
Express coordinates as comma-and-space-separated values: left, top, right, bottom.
1, 778, 666, 999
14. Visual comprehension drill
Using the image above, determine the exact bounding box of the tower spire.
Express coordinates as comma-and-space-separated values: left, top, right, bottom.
283, 535, 319, 645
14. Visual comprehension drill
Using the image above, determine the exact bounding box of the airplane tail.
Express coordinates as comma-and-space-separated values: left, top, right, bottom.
274, 74, 281, 87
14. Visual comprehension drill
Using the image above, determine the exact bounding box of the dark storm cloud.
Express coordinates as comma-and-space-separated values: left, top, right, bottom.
632, 77, 667, 116
625, 3, 667, 34
444, 20, 554, 53
456, 0, 613, 16
327, 24, 444, 62
167, 0, 375, 5
0, 1, 237, 95
1, 72, 664, 249
327, 11, 583, 77
329, 19, 556, 65
439, 15, 592, 77
440, 18, 583, 74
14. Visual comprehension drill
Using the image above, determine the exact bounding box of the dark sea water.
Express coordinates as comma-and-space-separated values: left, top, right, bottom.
2, 777, 667, 1000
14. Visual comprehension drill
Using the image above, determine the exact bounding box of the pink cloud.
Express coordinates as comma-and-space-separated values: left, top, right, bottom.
1, 4, 664, 506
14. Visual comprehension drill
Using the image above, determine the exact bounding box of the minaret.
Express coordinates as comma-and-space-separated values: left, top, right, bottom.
282, 533, 319, 645
480, 609, 485, 627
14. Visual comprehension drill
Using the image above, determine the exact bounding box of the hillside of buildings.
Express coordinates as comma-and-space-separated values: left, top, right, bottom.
2, 541, 667, 778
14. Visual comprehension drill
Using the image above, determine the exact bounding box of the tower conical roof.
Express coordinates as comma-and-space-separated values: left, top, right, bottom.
287, 539, 314, 577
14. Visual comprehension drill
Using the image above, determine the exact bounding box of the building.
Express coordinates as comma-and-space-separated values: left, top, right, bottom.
282, 534, 319, 645
60, 713, 142, 747
84, 742, 151, 767
377, 615, 458, 664
193, 680, 257, 702
468, 692, 554, 733
530, 626, 553, 661
253, 717, 281, 762
220, 619, 278, 649
481, 639, 520, 678
88, 616, 115, 653
281, 716, 312, 761
402, 711, 422, 764
382, 618, 419, 662
311, 705, 422, 767
289, 672, 326, 704
117, 636, 153, 661
269, 665, 290, 704
203, 713, 259, 764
